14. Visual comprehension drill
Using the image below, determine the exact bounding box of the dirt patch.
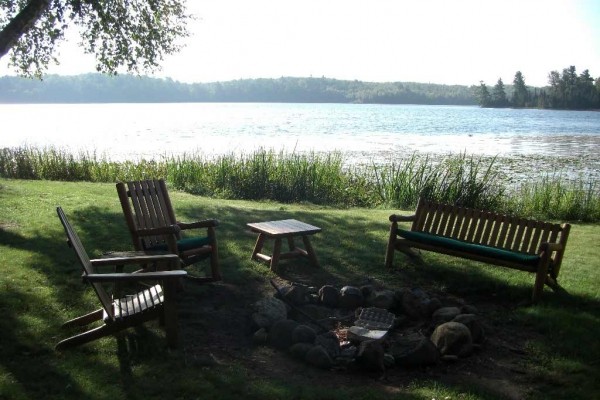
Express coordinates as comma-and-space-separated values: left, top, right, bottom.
177, 279, 538, 399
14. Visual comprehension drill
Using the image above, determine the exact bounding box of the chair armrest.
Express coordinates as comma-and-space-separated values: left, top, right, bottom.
135, 225, 181, 236
178, 219, 219, 230
84, 270, 187, 283
389, 214, 416, 223
90, 254, 180, 267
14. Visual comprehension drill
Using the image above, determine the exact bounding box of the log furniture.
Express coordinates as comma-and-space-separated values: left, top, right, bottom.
56, 207, 186, 350
116, 179, 221, 283
385, 198, 571, 302
247, 219, 321, 272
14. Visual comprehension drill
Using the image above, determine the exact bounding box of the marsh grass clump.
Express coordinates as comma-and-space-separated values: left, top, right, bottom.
507, 174, 600, 222
372, 152, 504, 210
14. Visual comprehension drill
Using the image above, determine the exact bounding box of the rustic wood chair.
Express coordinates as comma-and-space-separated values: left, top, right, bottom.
55, 207, 186, 351
116, 179, 221, 283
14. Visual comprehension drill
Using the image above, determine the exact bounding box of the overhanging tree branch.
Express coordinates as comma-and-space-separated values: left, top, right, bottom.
0, 0, 51, 60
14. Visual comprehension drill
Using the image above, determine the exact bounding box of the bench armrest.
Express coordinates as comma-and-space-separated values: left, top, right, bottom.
389, 214, 416, 223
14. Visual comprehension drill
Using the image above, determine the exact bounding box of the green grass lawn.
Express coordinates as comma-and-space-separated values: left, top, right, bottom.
1, 178, 599, 400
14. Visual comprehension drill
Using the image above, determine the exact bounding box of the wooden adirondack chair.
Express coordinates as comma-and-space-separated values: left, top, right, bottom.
55, 207, 186, 351
116, 179, 221, 282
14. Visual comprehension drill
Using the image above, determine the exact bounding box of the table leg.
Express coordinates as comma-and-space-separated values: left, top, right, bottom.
287, 236, 296, 252
302, 235, 320, 267
271, 238, 282, 271
252, 233, 266, 261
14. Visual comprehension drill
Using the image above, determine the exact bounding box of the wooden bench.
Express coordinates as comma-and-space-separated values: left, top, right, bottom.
385, 198, 571, 302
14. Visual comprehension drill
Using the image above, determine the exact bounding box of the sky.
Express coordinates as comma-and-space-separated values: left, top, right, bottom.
1, 0, 600, 87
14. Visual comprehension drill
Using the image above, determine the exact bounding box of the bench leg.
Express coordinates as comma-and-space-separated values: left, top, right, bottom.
532, 260, 550, 303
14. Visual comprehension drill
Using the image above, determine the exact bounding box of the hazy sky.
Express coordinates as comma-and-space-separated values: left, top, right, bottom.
2, 0, 599, 86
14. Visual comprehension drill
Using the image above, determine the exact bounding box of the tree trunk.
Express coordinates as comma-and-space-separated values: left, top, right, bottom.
0, 0, 51, 60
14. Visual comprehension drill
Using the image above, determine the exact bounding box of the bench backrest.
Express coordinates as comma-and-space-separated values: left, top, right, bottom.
411, 198, 570, 255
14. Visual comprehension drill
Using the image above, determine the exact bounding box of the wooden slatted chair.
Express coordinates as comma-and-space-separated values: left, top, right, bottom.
116, 179, 221, 283
55, 207, 186, 351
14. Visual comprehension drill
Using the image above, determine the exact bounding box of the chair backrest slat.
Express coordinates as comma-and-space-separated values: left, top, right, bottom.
56, 207, 115, 320
122, 179, 178, 250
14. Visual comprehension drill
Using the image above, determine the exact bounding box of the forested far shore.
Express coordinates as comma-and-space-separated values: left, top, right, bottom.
0, 74, 477, 105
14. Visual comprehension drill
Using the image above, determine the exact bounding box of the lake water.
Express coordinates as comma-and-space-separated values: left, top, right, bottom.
2, 103, 599, 179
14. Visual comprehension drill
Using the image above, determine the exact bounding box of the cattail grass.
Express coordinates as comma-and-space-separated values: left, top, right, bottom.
1, 146, 598, 221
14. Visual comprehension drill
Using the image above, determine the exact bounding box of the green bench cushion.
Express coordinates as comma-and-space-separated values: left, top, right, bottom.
149, 236, 211, 252
397, 229, 540, 266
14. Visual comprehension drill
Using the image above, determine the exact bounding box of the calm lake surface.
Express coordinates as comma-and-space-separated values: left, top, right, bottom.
2, 103, 599, 179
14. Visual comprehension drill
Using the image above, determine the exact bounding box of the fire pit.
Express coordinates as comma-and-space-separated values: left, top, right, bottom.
250, 279, 485, 372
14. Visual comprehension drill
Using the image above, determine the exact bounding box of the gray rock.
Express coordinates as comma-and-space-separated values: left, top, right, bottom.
281, 284, 309, 306
356, 340, 385, 372
366, 289, 396, 310
431, 306, 461, 326
268, 319, 299, 350
389, 332, 440, 367
401, 289, 424, 319
461, 304, 479, 314
289, 342, 314, 360
252, 328, 268, 345
292, 324, 317, 344
430, 321, 473, 357
383, 353, 396, 368
319, 285, 339, 307
315, 331, 341, 358
305, 345, 333, 369
339, 286, 364, 309
251, 297, 287, 329
419, 297, 443, 317
360, 285, 375, 298
453, 314, 485, 344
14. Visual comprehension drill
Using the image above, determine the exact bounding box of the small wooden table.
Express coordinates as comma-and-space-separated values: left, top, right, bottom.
247, 219, 321, 271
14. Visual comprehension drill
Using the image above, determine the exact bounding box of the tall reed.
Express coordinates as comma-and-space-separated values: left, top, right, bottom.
372, 152, 505, 210
1, 146, 598, 221
506, 174, 600, 222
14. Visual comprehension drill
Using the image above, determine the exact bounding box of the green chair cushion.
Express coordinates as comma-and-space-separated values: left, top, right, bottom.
397, 229, 540, 266
150, 236, 211, 252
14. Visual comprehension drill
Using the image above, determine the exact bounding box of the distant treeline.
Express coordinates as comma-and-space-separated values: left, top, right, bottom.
0, 74, 477, 105
477, 66, 600, 110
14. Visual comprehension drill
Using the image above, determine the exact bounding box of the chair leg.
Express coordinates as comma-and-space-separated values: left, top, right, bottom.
162, 281, 179, 349
55, 324, 116, 351
61, 309, 104, 328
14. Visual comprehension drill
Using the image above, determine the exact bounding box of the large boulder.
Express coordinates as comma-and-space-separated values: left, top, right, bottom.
453, 314, 485, 344
365, 289, 396, 310
431, 307, 461, 327
430, 321, 473, 357
315, 331, 341, 359
289, 342, 314, 361
305, 345, 334, 369
389, 332, 440, 367
251, 297, 287, 329
268, 319, 299, 350
339, 286, 364, 309
356, 340, 385, 372
292, 324, 317, 344
318, 285, 340, 307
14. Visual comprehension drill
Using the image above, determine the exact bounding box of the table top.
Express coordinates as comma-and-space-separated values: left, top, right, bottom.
247, 219, 321, 237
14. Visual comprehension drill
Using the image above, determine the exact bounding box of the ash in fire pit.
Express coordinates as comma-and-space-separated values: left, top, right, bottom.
251, 279, 485, 372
